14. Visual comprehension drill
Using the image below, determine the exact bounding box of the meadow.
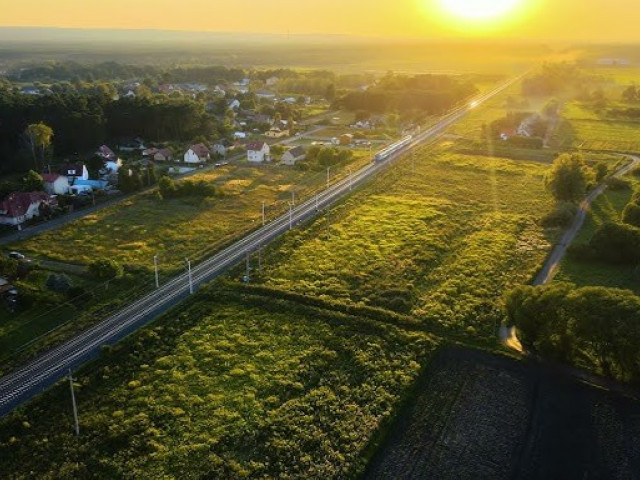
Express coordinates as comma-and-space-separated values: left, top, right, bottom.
0, 288, 441, 479
0, 153, 371, 367
258, 147, 556, 336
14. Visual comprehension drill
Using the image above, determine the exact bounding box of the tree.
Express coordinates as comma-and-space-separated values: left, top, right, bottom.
325, 84, 336, 102
158, 175, 177, 199
88, 259, 123, 280
545, 153, 590, 202
589, 222, 640, 264
24, 123, 53, 171
593, 162, 609, 182
622, 203, 640, 227
622, 85, 638, 103
46, 273, 73, 293
21, 170, 44, 192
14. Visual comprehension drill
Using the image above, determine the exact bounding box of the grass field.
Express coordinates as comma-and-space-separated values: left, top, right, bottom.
0, 153, 371, 367
0, 288, 441, 479
258, 147, 556, 336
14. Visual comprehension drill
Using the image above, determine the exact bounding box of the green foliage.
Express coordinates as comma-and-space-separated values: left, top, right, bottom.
20, 170, 43, 192
605, 176, 631, 191
158, 175, 222, 200
0, 258, 19, 278
45, 273, 72, 293
261, 151, 553, 335
506, 283, 640, 381
541, 202, 577, 228
594, 162, 609, 182
88, 258, 123, 280
545, 153, 591, 203
589, 222, 640, 264
0, 294, 439, 478
118, 168, 143, 194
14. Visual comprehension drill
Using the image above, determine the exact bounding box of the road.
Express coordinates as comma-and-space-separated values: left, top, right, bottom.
0, 75, 523, 418
500, 155, 640, 348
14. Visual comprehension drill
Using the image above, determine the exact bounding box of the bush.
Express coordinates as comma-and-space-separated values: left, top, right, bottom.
567, 243, 594, 261
594, 162, 609, 182
589, 222, 640, 264
88, 259, 124, 280
545, 153, 591, 202
45, 273, 72, 293
605, 177, 631, 191
158, 175, 222, 199
541, 202, 577, 228
622, 203, 640, 227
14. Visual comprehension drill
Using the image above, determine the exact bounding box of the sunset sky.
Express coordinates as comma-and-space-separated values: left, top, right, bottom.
0, 0, 636, 42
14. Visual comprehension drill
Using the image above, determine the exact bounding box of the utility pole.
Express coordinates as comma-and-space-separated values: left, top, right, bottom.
261, 200, 266, 226
315, 193, 319, 210
289, 202, 293, 230
245, 250, 250, 280
68, 370, 79, 436
326, 166, 331, 188
291, 189, 295, 206
348, 169, 353, 191
185, 258, 193, 294
153, 255, 159, 289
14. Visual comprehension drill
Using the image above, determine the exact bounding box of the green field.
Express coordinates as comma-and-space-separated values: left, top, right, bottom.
0, 289, 441, 479
258, 148, 555, 336
0, 154, 371, 367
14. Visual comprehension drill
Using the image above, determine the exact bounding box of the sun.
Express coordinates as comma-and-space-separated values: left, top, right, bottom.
438, 0, 522, 21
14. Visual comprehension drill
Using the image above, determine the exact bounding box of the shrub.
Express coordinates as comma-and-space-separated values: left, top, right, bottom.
605, 177, 631, 191
567, 243, 594, 262
545, 153, 591, 202
622, 203, 640, 227
88, 259, 124, 280
45, 273, 72, 293
594, 162, 609, 182
541, 202, 577, 227
589, 222, 640, 264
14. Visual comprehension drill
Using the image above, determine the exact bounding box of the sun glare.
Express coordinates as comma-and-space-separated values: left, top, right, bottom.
439, 0, 522, 22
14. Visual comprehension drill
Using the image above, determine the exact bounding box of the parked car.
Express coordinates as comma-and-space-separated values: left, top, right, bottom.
8, 251, 25, 260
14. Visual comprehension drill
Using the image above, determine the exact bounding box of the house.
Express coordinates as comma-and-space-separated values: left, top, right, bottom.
102, 158, 123, 175
20, 86, 40, 96
250, 113, 273, 125
227, 99, 241, 110
246, 142, 271, 163
0, 192, 56, 227
124, 90, 136, 99
211, 143, 227, 157
70, 179, 108, 195
184, 144, 210, 164
142, 147, 159, 157
59, 164, 89, 182
96, 145, 117, 161
282, 146, 306, 166
119, 138, 146, 152
154, 148, 173, 162
255, 90, 276, 100
265, 76, 280, 87
340, 134, 354, 146
42, 173, 70, 195
234, 131, 247, 140
265, 127, 289, 139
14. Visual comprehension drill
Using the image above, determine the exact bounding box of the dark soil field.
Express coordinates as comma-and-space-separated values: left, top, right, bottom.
364, 347, 640, 480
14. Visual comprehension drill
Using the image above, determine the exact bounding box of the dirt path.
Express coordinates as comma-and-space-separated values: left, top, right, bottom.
500, 155, 640, 349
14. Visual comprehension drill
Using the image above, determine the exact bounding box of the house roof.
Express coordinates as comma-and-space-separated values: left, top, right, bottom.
97, 145, 117, 159
286, 146, 306, 158
42, 173, 64, 183
155, 148, 172, 158
0, 192, 50, 219
189, 143, 210, 158
246, 142, 267, 151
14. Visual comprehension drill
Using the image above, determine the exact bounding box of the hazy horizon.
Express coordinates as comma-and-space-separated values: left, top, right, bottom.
0, 0, 638, 42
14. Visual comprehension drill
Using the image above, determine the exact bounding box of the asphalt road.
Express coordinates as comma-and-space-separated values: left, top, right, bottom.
0, 75, 523, 418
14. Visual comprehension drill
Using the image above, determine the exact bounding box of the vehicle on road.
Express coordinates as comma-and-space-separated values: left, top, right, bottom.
8, 251, 25, 260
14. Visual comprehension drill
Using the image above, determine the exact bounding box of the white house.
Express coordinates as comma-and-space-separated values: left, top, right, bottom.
246, 142, 271, 163
228, 99, 241, 110
60, 164, 89, 182
184, 143, 210, 164
282, 146, 306, 166
0, 192, 56, 227
233, 131, 247, 140
42, 173, 70, 195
